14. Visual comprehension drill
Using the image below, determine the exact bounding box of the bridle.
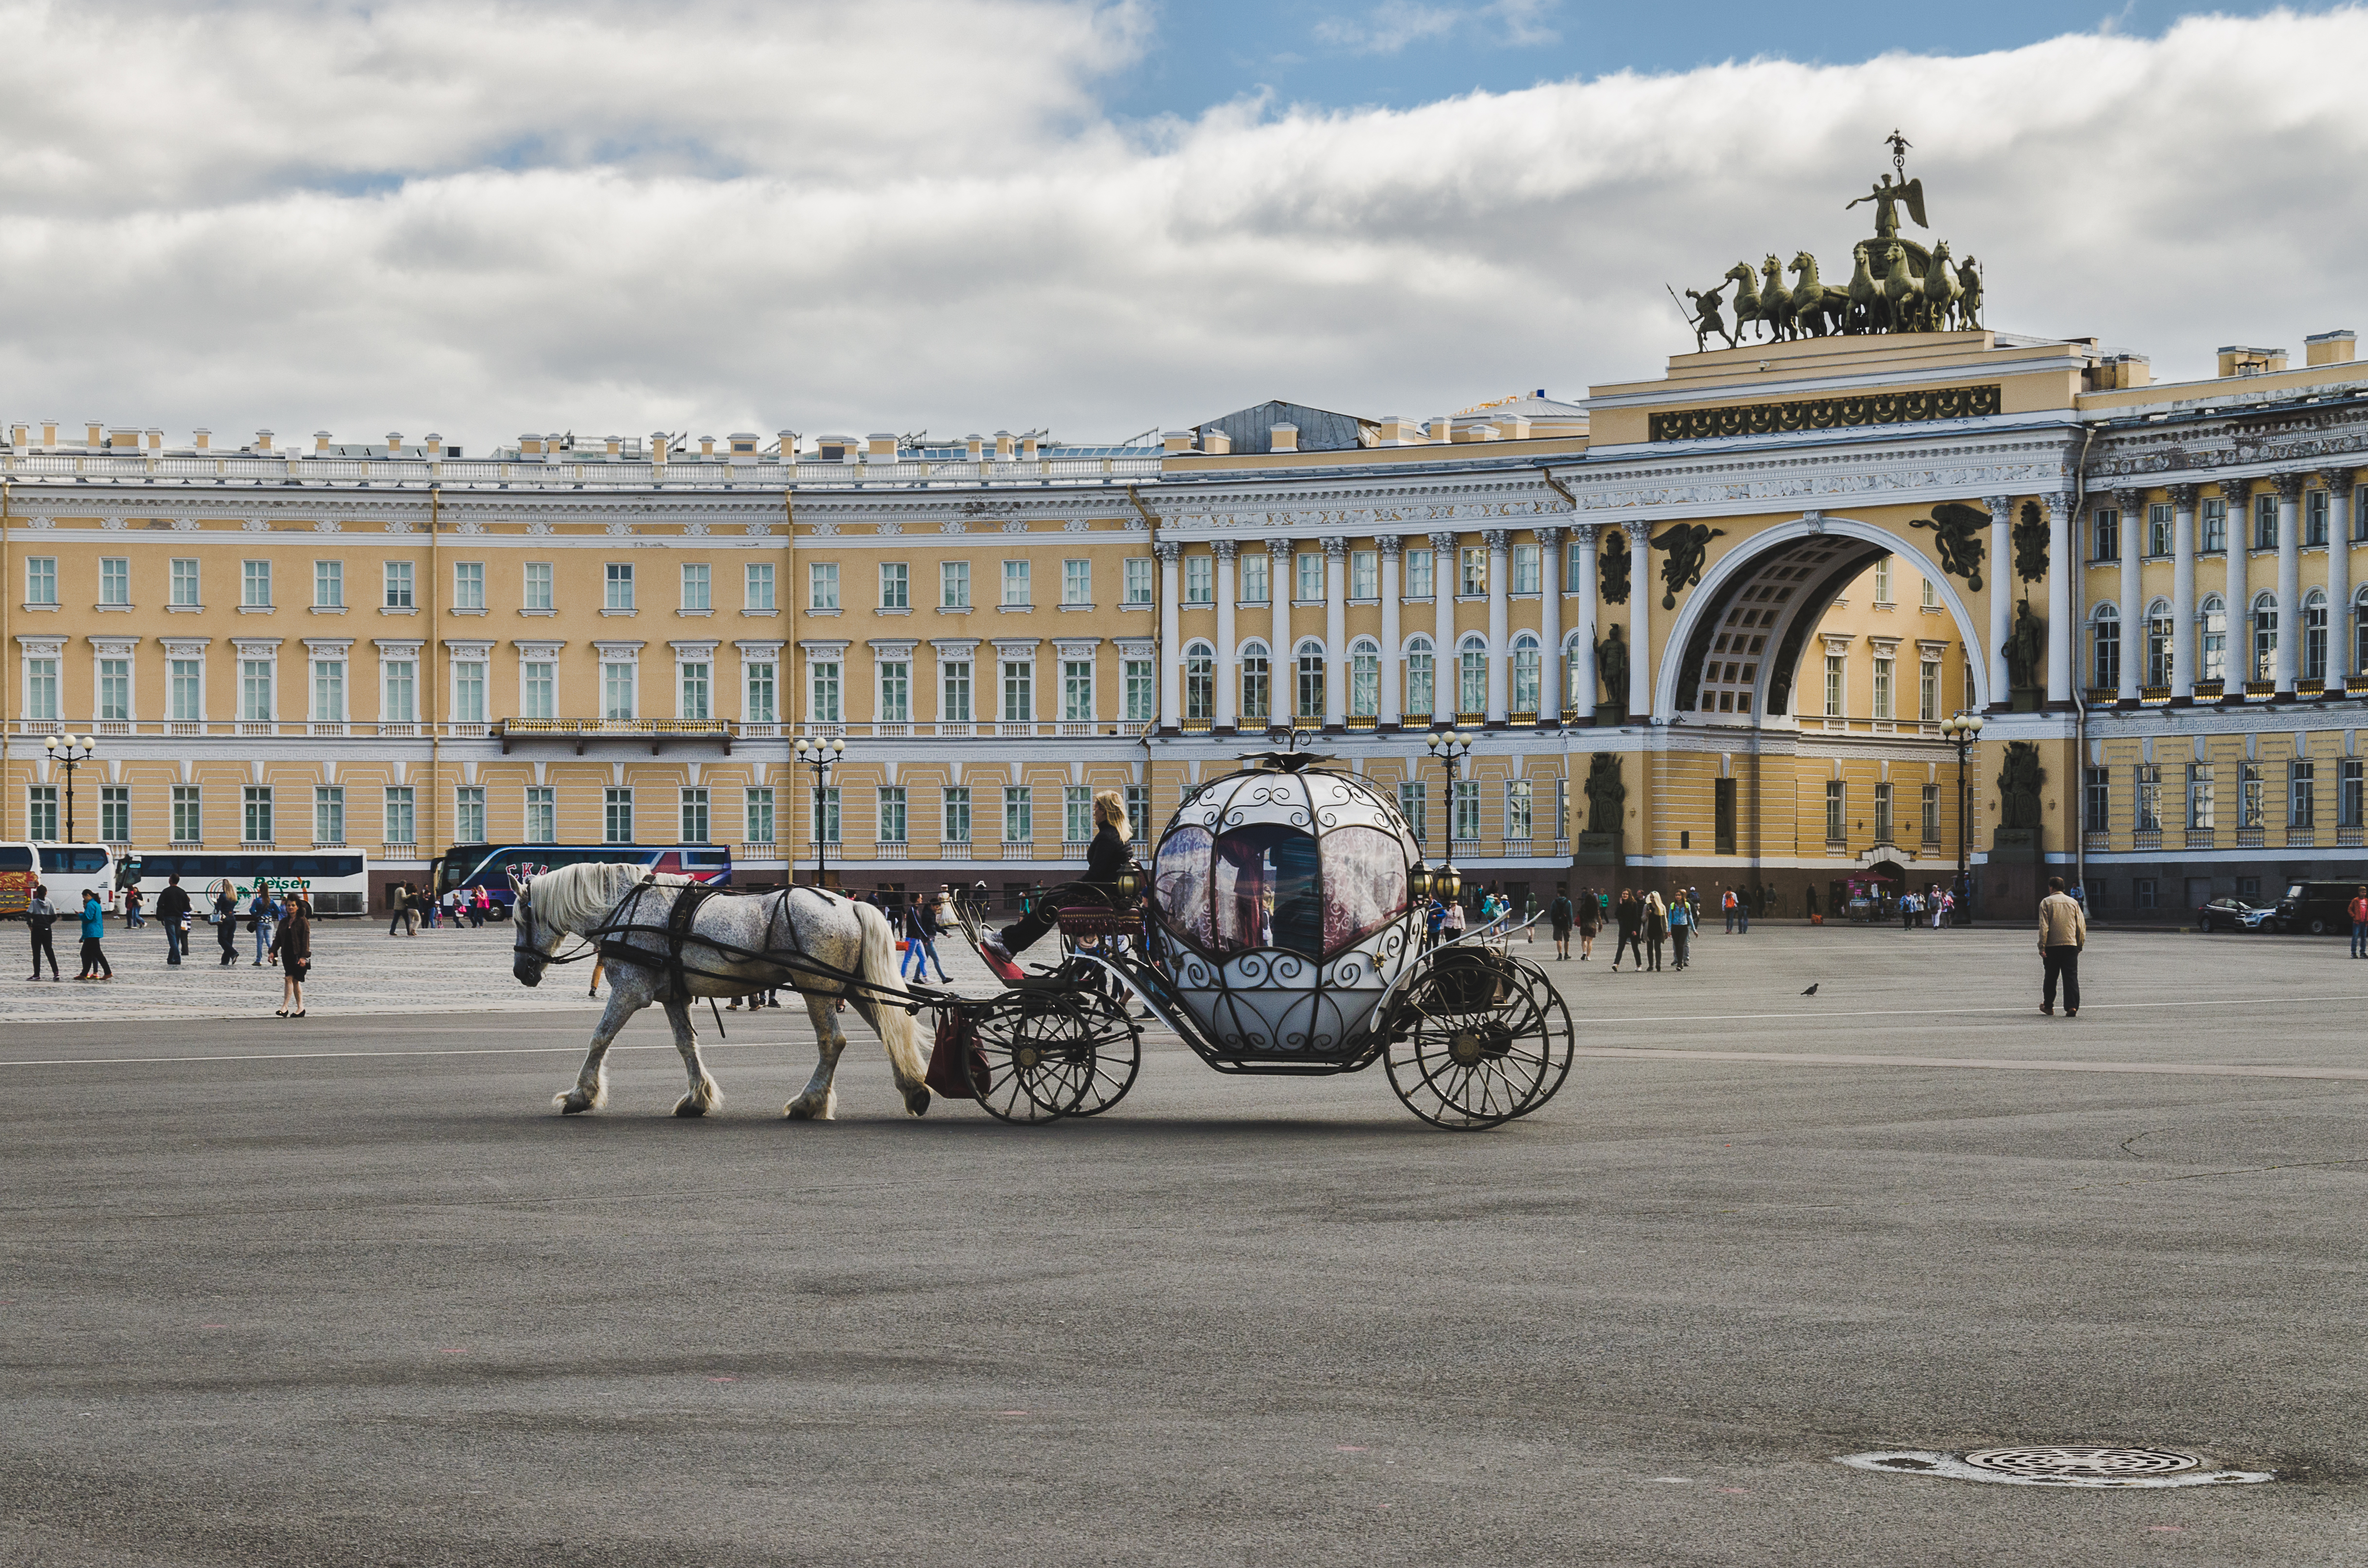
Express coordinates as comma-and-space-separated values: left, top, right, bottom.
512, 877, 598, 977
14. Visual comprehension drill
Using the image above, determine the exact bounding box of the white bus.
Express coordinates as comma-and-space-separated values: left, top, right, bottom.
119, 849, 372, 918
0, 842, 120, 918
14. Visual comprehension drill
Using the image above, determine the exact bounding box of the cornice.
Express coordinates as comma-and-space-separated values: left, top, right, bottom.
1548, 432, 2079, 518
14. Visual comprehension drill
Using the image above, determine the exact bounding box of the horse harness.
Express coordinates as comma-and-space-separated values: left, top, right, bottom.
582, 876, 944, 1016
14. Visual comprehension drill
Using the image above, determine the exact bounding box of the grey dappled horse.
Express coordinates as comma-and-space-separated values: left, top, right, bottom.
511, 862, 930, 1119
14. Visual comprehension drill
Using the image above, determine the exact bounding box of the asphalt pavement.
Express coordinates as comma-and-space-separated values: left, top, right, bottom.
3, 920, 2365, 1566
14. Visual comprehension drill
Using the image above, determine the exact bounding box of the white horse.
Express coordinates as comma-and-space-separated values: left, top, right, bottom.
511, 863, 930, 1121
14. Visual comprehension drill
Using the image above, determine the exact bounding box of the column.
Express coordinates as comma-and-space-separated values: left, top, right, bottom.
1483, 528, 1510, 723
2045, 492, 2072, 705
1322, 536, 1348, 728
1376, 536, 1403, 727
1212, 540, 1238, 731
2169, 484, 2198, 700
1535, 526, 1564, 722
1570, 525, 1599, 722
1156, 540, 1181, 730
2275, 473, 2303, 694
1428, 530, 1457, 721
2324, 469, 2354, 683
2223, 478, 2250, 692
1628, 524, 1652, 720
2116, 488, 2142, 702
1269, 539, 1292, 728
1985, 495, 2014, 708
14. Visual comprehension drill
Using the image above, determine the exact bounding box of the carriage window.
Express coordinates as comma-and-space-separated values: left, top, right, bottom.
1211, 823, 1322, 956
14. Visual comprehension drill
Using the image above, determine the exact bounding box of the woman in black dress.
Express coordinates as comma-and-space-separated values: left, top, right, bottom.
269, 896, 313, 1017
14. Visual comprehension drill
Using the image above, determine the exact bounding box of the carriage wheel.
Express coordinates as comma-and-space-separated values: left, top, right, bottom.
967, 990, 1103, 1124
1384, 950, 1574, 1130
1040, 992, 1140, 1119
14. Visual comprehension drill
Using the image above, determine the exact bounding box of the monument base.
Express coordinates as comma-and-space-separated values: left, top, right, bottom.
1985, 826, 2045, 920
1573, 832, 1624, 868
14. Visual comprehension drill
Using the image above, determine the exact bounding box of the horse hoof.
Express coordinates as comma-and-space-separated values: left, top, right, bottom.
555, 1093, 593, 1115
905, 1087, 931, 1117
784, 1099, 815, 1120
673, 1098, 707, 1118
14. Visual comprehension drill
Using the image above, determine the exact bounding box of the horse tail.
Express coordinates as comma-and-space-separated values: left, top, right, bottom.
846, 900, 930, 1113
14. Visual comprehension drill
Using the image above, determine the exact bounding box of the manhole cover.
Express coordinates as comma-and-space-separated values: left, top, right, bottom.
1839, 1447, 2271, 1489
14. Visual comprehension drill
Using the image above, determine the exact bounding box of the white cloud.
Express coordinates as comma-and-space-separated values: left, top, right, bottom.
1313, 4, 1462, 55
2, 2, 2365, 449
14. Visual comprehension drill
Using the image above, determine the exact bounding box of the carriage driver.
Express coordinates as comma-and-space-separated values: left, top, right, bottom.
980, 789, 1135, 966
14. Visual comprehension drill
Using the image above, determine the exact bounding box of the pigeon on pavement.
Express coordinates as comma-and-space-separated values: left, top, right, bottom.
1801, 983, 1819, 996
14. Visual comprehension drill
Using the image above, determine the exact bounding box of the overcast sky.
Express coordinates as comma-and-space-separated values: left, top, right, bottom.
3, 0, 2363, 452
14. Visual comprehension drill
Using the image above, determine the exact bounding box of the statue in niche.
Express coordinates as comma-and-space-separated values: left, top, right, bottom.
2013, 500, 2051, 583
1599, 541, 1631, 605
1997, 741, 2045, 831
1596, 624, 1630, 721
2003, 599, 2045, 705
1583, 752, 1626, 836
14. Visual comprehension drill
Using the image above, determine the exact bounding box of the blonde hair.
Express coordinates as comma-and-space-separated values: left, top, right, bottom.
1093, 789, 1132, 843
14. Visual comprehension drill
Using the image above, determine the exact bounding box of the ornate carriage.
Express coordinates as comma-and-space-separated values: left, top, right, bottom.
942, 749, 1575, 1130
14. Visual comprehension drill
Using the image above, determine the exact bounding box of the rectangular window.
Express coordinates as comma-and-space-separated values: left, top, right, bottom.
1872, 656, 1893, 719
1183, 555, 1211, 604
1298, 552, 1325, 602
943, 786, 971, 843
1241, 645, 1270, 720
525, 785, 556, 843
1000, 660, 1033, 723
603, 787, 633, 844
385, 785, 416, 845
1124, 659, 1154, 722
1715, 777, 1737, 854
877, 786, 907, 844
1459, 547, 1486, 596
601, 661, 635, 720
2091, 509, 2119, 562
170, 659, 202, 721
943, 660, 973, 722
2148, 503, 2173, 557
2239, 761, 2264, 829
2084, 767, 2110, 832
100, 784, 130, 842
878, 661, 909, 723
99, 556, 129, 606
1874, 559, 1894, 601
1123, 557, 1154, 605
1921, 575, 1936, 609
1505, 779, 1533, 840
26, 556, 57, 605
522, 661, 555, 719
680, 787, 709, 843
808, 561, 839, 610
382, 560, 411, 609
525, 560, 554, 610
1405, 548, 1434, 598
1067, 558, 1095, 605
941, 560, 971, 608
25, 657, 58, 721
2290, 760, 2316, 828
1002, 785, 1032, 843
454, 560, 486, 610
1920, 782, 1940, 843
314, 559, 343, 609
1874, 781, 1894, 841
2342, 759, 2365, 829
679, 662, 710, 720
745, 561, 775, 611
1919, 661, 1939, 722
244, 559, 272, 608
28, 786, 57, 842
1398, 781, 1427, 845
1405, 649, 1434, 718
2135, 877, 2159, 910
604, 562, 634, 610
1351, 550, 1378, 598
743, 787, 773, 845
382, 660, 414, 723
454, 662, 486, 723
2189, 764, 2215, 829
171, 784, 202, 843
740, 661, 774, 723
311, 660, 344, 721
1063, 659, 1094, 721
455, 785, 486, 844
2135, 763, 2163, 832
1001, 560, 1030, 606
2201, 498, 2227, 554
866, 561, 906, 610
680, 562, 710, 611
99, 658, 129, 721
2254, 493, 2278, 551
1065, 784, 1092, 842
810, 661, 841, 723
1240, 554, 1270, 603
314, 785, 344, 845
1452, 779, 1480, 842
1825, 778, 1845, 842
170, 558, 199, 607
1511, 545, 1540, 595
813, 786, 841, 845
240, 659, 274, 721
1824, 654, 1845, 716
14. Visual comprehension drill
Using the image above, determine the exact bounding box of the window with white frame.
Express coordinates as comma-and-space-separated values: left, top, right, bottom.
1872, 653, 1894, 718
1457, 636, 1486, 715
943, 786, 971, 842
454, 661, 487, 723
1404, 636, 1435, 717
1351, 550, 1378, 598
601, 660, 636, 720
1067, 559, 1095, 605
1239, 554, 1269, 603
2200, 595, 2227, 682
1000, 658, 1033, 722
525, 785, 556, 843
28, 785, 57, 841
2239, 760, 2265, 829
24, 655, 57, 721
1240, 641, 1269, 720
1288, 552, 1317, 602
1125, 784, 1150, 834
1459, 547, 1486, 596
680, 787, 709, 843
1921, 782, 1940, 842
1183, 643, 1213, 720
2200, 497, 2227, 553
2343, 759, 2365, 829
381, 659, 413, 724
1002, 785, 1032, 843
1124, 658, 1154, 722
1123, 557, 1154, 605
1919, 659, 1939, 721
2146, 602, 2173, 687
1875, 781, 1895, 840
1511, 544, 1540, 595
244, 559, 272, 608
2251, 593, 2278, 681
1183, 555, 1210, 604
1509, 633, 1539, 713
1452, 779, 1480, 842
525, 561, 554, 610
2148, 503, 2173, 556
1350, 639, 1379, 717
604, 562, 634, 610
2090, 509, 2118, 562
2091, 607, 2120, 690
1062, 659, 1093, 720
1397, 780, 1426, 845
386, 785, 417, 845
745, 561, 774, 611
311, 658, 345, 721
1297, 641, 1326, 719
877, 786, 906, 843
1505, 779, 1533, 840
1920, 574, 1936, 608
2135, 763, 2162, 832
2188, 763, 2215, 829
1001, 560, 1030, 606
171, 784, 201, 843
382, 560, 411, 609
240, 658, 275, 721
743, 660, 775, 723
2305, 591, 2328, 683
99, 557, 129, 607
1824, 778, 1844, 841
26, 556, 56, 605
454, 560, 486, 610
315, 785, 345, 845
315, 559, 343, 608
522, 661, 555, 719
100, 784, 129, 842
98, 658, 129, 722
808, 561, 839, 610
1404, 548, 1434, 597
679, 661, 710, 720
455, 785, 486, 843
941, 560, 970, 608
1824, 653, 1845, 716
1064, 785, 1092, 842
2254, 492, 2278, 551
879, 561, 908, 609
878, 659, 909, 723
603, 786, 633, 844
2290, 760, 2316, 829
680, 563, 710, 611
942, 659, 973, 722
809, 660, 841, 723
170, 558, 198, 607
743, 786, 773, 844
170, 659, 202, 722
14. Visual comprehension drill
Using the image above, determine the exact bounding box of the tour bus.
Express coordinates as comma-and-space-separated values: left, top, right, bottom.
429, 843, 733, 917
118, 849, 373, 918
0, 842, 121, 919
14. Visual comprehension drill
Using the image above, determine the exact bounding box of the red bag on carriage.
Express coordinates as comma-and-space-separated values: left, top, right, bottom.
926, 1008, 988, 1099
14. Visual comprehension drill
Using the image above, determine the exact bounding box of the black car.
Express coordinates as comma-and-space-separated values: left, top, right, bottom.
2272, 881, 2364, 936
2195, 897, 2275, 933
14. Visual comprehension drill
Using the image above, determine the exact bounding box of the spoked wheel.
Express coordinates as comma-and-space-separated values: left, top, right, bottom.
1384, 948, 1575, 1130
966, 989, 1134, 1123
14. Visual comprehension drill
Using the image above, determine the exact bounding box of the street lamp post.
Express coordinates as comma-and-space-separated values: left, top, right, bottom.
1939, 712, 1984, 924
1423, 728, 1475, 913
791, 734, 847, 889
43, 733, 98, 843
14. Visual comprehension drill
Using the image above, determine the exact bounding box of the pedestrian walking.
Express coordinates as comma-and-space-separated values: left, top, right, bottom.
123, 885, 145, 929
269, 895, 312, 1017
1736, 890, 1750, 934
1722, 888, 1737, 934
1440, 897, 1467, 946
1611, 889, 1644, 972
903, 892, 951, 983
155, 874, 193, 966
2037, 875, 2087, 1017
75, 888, 113, 980
214, 887, 240, 965
2350, 885, 2368, 959
249, 889, 278, 965
1549, 889, 1574, 960
1900, 890, 1919, 930
1643, 889, 1667, 972
24, 883, 59, 980
386, 884, 408, 937
1577, 887, 1599, 960
1668, 888, 1693, 969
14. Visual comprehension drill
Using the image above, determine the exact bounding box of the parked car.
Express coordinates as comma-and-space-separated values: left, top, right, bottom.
2195, 897, 2275, 933
2272, 880, 2363, 935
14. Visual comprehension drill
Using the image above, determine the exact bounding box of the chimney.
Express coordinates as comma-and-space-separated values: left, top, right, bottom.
84, 419, 102, 448
107, 426, 139, 450
1429, 415, 1452, 443
965, 434, 984, 461
145, 428, 163, 452
2217, 344, 2286, 378
994, 430, 1015, 460
777, 431, 798, 459
314, 430, 333, 453
1162, 430, 1194, 455
8, 423, 25, 448
699, 436, 716, 458
2306, 330, 2356, 367
651, 431, 670, 465
385, 432, 402, 454
1375, 415, 1420, 445
40, 419, 57, 448
255, 429, 274, 452
866, 433, 896, 460
192, 428, 211, 451
1200, 427, 1231, 455
1020, 434, 1041, 460
424, 432, 443, 456
1269, 423, 1298, 453
520, 434, 544, 455
604, 435, 621, 455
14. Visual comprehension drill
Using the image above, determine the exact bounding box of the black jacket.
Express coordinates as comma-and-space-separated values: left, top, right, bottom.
155, 885, 192, 921
1084, 823, 1133, 885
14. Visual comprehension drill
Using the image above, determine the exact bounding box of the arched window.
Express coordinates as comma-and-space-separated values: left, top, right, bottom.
2090, 603, 2121, 691
2145, 598, 2174, 688
1349, 638, 1380, 718
1295, 639, 1325, 720
1239, 639, 1270, 723
1404, 635, 1435, 720
2199, 595, 2227, 684
1509, 632, 1540, 714
2355, 585, 2368, 679
2251, 591, 2279, 682
1564, 632, 1590, 710
2304, 588, 2329, 683
1457, 634, 1488, 717
1183, 642, 1215, 722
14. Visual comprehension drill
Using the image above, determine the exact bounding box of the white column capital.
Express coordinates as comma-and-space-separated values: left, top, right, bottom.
1211, 537, 1238, 560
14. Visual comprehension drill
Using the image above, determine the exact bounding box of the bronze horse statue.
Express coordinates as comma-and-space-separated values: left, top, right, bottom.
1787, 250, 1850, 338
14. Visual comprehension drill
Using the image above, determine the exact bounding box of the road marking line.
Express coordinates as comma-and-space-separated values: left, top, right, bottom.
0, 1042, 780, 1068
1584, 993, 2367, 1025
1575, 1047, 2368, 1080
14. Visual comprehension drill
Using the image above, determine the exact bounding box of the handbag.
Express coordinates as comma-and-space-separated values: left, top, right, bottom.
924, 1009, 988, 1098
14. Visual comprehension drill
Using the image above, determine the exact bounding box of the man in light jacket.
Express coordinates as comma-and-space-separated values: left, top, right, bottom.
2037, 875, 2087, 1017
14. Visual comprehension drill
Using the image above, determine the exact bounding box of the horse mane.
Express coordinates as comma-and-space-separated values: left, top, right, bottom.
531, 861, 699, 934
